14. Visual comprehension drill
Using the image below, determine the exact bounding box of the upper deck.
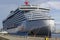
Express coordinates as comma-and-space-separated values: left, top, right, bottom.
3, 5, 50, 23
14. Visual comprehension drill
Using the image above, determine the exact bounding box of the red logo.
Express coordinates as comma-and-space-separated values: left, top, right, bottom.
24, 0, 29, 5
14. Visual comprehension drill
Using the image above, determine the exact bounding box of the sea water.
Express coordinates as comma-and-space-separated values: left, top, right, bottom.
52, 34, 60, 37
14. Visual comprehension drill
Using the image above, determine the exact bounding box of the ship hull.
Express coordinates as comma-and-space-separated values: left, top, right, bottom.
28, 26, 51, 37
6, 19, 55, 37
7, 26, 51, 37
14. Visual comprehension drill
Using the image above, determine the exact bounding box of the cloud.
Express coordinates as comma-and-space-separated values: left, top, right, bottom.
40, 1, 60, 10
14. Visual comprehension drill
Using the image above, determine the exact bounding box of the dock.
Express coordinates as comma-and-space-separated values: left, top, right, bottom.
0, 34, 60, 40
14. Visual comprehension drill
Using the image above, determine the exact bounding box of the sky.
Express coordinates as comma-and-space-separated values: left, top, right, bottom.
0, 0, 60, 30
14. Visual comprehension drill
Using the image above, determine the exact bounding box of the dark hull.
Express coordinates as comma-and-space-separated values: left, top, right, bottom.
28, 26, 51, 37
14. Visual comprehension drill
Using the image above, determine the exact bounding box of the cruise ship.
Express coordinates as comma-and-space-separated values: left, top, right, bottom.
3, 0, 55, 37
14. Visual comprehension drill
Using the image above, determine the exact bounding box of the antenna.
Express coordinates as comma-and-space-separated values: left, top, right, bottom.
24, 0, 29, 5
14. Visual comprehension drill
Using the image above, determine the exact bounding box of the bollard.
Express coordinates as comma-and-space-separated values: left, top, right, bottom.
45, 37, 49, 40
